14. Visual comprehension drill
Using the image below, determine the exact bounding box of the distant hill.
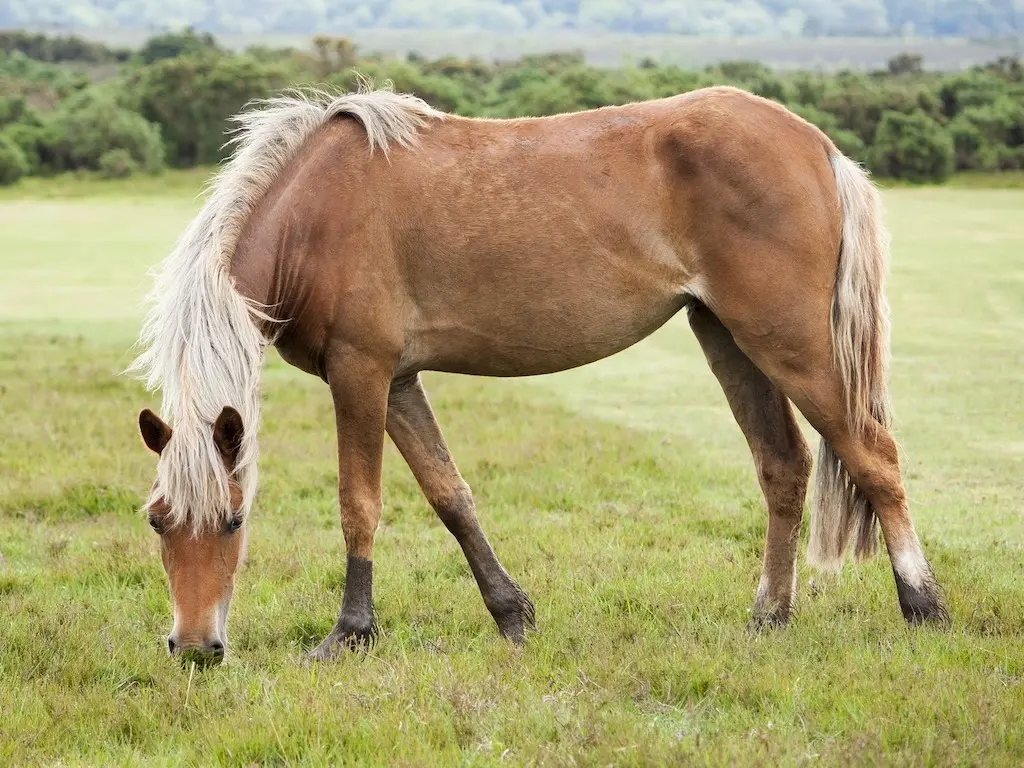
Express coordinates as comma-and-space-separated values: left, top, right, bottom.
4, 0, 1023, 38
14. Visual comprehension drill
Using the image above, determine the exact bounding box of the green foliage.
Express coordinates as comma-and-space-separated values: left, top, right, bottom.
790, 103, 869, 162
948, 115, 989, 170
0, 50, 91, 97
47, 94, 165, 175
135, 27, 222, 65
870, 109, 954, 182
0, 132, 28, 185
2, 30, 1023, 183
0, 31, 129, 63
98, 148, 140, 179
0, 95, 42, 128
1, 122, 44, 175
134, 54, 291, 166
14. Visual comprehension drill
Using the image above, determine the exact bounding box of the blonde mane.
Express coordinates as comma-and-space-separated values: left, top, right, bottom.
129, 86, 443, 533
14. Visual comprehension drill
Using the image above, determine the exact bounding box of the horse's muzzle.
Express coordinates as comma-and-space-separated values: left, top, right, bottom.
168, 635, 225, 667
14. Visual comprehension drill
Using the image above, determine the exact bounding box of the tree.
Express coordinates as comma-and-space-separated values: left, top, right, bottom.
887, 53, 924, 76
136, 28, 222, 65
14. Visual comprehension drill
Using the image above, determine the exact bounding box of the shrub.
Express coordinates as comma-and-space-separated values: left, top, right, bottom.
789, 104, 868, 163
947, 98, 1024, 170
48, 96, 165, 174
134, 54, 289, 166
0, 133, 29, 185
1, 122, 44, 175
869, 109, 954, 183
831, 129, 869, 164
98, 148, 139, 179
948, 115, 991, 170
0, 95, 43, 127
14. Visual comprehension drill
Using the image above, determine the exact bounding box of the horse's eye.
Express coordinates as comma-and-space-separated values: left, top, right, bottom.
148, 515, 164, 534
226, 515, 244, 533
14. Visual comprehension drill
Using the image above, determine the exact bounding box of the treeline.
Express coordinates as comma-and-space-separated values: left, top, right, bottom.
4, 0, 1024, 36
1, 30, 1022, 186
0, 31, 131, 63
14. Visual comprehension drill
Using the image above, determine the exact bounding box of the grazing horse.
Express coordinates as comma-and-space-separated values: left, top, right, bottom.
131, 85, 947, 665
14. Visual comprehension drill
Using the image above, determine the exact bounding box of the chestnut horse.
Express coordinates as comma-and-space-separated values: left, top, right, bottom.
131, 86, 947, 665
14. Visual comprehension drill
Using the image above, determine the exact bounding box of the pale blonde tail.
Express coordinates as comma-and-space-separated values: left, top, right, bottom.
808, 152, 893, 572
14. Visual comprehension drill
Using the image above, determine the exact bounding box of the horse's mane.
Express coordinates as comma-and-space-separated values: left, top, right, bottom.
128, 86, 443, 533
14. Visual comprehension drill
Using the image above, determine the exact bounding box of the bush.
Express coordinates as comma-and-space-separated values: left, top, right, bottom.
789, 104, 868, 163
134, 54, 289, 166
48, 96, 165, 174
948, 115, 991, 170
831, 129, 869, 163
98, 148, 139, 178
947, 97, 1024, 170
0, 133, 29, 185
1, 122, 44, 175
869, 110, 954, 182
0, 95, 43, 128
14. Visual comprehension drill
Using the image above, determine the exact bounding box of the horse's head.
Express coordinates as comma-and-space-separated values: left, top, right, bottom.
138, 407, 249, 666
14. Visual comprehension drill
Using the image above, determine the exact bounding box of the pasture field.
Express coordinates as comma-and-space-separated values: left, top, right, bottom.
1, 174, 1023, 764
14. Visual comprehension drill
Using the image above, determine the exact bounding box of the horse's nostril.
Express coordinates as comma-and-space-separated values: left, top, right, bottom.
208, 640, 225, 656
167, 637, 177, 654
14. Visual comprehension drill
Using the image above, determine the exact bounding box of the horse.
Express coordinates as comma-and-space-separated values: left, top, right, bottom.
130, 85, 948, 665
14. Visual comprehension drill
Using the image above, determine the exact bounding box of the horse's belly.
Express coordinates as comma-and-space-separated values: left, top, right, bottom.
409, 284, 687, 378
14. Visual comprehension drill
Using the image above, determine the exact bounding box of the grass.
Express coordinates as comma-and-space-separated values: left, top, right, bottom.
1, 172, 1022, 765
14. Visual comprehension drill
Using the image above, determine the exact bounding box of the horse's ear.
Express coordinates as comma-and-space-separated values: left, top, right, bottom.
139, 409, 172, 455
213, 406, 245, 468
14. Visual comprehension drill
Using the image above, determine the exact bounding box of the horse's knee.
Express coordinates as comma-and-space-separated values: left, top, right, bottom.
340, 496, 383, 557
432, 483, 476, 537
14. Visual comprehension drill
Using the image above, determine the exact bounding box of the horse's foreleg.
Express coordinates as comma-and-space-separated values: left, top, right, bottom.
308, 349, 393, 661
688, 303, 813, 628
386, 375, 534, 643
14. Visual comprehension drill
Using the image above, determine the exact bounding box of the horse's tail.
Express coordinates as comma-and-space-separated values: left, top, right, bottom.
807, 151, 893, 572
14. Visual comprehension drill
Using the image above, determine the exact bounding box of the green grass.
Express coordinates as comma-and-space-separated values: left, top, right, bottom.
1, 173, 1022, 765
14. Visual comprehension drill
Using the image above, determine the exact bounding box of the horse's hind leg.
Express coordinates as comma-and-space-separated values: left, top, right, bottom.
725, 313, 948, 624
688, 303, 813, 626
386, 375, 535, 643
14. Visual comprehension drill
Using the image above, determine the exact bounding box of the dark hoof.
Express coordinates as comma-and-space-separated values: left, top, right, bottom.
895, 569, 950, 626
749, 587, 793, 633
306, 620, 378, 663
491, 579, 535, 645
747, 609, 791, 634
